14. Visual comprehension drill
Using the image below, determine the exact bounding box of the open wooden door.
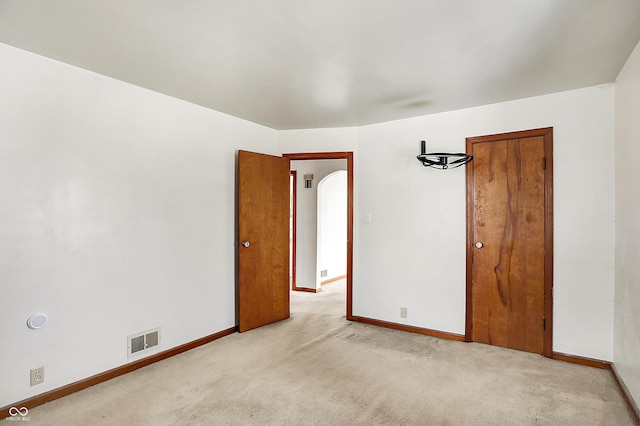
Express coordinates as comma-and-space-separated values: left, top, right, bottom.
238, 150, 290, 332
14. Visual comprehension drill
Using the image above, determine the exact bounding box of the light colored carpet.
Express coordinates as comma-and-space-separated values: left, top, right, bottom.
9, 281, 634, 425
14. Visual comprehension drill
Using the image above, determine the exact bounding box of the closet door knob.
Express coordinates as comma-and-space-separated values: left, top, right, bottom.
475, 241, 483, 248
241, 241, 250, 248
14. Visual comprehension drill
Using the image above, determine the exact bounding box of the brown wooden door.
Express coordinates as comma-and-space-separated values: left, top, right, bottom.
466, 128, 553, 356
238, 150, 290, 333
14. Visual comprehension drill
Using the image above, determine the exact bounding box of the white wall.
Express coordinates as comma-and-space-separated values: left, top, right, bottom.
0, 43, 279, 407
282, 87, 615, 361
290, 160, 346, 289
280, 128, 359, 154
317, 171, 348, 283
614, 40, 640, 406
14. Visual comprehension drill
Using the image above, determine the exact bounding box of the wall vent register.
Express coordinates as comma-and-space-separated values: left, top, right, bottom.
304, 174, 314, 188
127, 328, 161, 357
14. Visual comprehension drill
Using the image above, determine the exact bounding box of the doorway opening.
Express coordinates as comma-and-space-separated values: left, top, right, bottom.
289, 171, 297, 291
289, 161, 346, 293
284, 152, 354, 320
317, 170, 348, 289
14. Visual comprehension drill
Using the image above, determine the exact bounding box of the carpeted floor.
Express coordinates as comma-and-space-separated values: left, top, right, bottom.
9, 281, 634, 425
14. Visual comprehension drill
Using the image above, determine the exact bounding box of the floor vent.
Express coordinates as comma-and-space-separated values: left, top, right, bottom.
127, 328, 161, 358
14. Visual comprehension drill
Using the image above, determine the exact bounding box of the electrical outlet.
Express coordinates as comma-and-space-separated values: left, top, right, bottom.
400, 307, 407, 318
30, 366, 44, 386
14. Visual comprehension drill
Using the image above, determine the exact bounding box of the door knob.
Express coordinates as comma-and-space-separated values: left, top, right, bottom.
475, 241, 483, 248
241, 241, 250, 248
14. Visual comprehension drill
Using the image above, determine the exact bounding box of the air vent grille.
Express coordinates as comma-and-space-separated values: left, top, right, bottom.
127, 328, 161, 357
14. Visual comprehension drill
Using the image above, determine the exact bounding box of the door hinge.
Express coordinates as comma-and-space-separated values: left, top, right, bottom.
542, 316, 547, 330
542, 157, 547, 170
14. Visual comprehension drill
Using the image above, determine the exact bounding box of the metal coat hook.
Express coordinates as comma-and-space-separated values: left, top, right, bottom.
416, 140, 473, 170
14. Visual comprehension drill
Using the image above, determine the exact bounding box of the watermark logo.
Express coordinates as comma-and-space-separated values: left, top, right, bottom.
7, 407, 30, 422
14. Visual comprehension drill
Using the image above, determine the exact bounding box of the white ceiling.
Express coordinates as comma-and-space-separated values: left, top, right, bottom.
1, 1, 639, 130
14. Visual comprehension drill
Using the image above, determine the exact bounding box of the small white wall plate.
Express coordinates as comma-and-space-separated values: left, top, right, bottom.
27, 313, 48, 329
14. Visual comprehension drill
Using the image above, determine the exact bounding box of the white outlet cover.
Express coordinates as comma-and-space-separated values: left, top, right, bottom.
27, 313, 48, 329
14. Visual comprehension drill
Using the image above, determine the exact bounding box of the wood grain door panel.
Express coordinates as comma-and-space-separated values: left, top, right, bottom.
238, 150, 290, 333
466, 128, 553, 356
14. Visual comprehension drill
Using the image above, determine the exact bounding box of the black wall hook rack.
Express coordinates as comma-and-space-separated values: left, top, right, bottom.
416, 140, 473, 170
